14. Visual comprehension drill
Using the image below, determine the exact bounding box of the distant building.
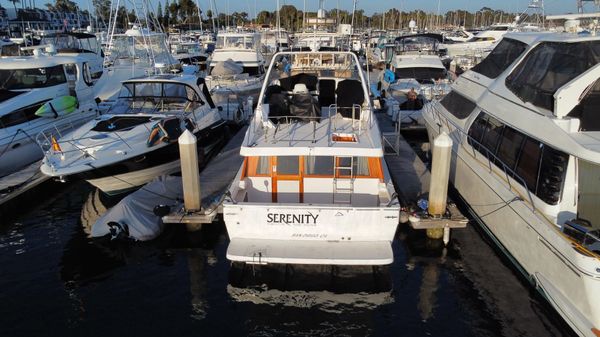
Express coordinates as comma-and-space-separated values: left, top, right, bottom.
1, 6, 91, 38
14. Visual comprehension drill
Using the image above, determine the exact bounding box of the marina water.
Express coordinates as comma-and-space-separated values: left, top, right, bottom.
0, 181, 576, 336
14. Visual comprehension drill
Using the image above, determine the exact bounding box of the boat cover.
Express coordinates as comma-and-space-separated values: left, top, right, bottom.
91, 175, 183, 241
211, 59, 243, 75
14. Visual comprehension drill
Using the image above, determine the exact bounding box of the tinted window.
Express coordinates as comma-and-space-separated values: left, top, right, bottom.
439, 91, 477, 119
515, 138, 542, 192
305, 156, 334, 175
256, 156, 270, 175
467, 112, 568, 205
506, 41, 600, 111
337, 157, 370, 176
0, 65, 66, 90
0, 101, 44, 129
471, 38, 527, 79
480, 116, 504, 158
277, 156, 299, 175
496, 127, 525, 170
467, 112, 487, 151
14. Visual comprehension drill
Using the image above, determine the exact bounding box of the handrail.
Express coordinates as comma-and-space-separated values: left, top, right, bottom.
429, 103, 537, 212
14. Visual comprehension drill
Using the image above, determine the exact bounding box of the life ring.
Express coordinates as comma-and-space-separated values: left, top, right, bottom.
312, 58, 321, 66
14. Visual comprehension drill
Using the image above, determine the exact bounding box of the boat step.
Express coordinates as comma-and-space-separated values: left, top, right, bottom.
227, 238, 394, 265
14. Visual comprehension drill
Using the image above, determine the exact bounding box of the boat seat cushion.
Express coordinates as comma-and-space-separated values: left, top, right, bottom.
318, 79, 336, 107
336, 79, 364, 118
290, 93, 320, 121
279, 73, 318, 92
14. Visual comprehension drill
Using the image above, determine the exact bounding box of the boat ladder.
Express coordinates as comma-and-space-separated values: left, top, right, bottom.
333, 156, 354, 204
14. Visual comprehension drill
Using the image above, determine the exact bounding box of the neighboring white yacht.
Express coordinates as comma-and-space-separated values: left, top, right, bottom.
40, 74, 230, 195
0, 43, 102, 177
422, 32, 600, 336
95, 26, 180, 101
205, 32, 266, 106
441, 23, 514, 57
223, 51, 400, 265
169, 33, 209, 71
260, 28, 291, 64
383, 34, 452, 128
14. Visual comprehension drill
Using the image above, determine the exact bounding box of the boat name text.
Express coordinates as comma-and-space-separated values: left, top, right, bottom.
267, 213, 319, 225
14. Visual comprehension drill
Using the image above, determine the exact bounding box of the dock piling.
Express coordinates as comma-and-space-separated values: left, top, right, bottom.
179, 130, 202, 212
426, 132, 453, 240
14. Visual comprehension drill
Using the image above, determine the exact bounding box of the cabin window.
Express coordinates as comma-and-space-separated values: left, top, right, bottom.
255, 156, 271, 175
276, 156, 299, 175
480, 115, 504, 158
439, 91, 477, 119
467, 112, 568, 205
0, 101, 44, 129
305, 156, 334, 176
496, 127, 525, 170
471, 38, 527, 79
467, 112, 487, 151
515, 138, 542, 191
0, 65, 66, 90
82, 62, 93, 86
567, 78, 600, 131
337, 157, 370, 176
506, 41, 600, 112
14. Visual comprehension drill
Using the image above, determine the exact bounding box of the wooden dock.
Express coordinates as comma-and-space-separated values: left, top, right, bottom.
162, 126, 248, 224
376, 111, 467, 230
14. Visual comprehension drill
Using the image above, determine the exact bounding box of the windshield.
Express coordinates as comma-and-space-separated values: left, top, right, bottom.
42, 34, 101, 54
114, 81, 203, 113
0, 65, 66, 90
506, 41, 600, 111
216, 36, 257, 49
395, 67, 446, 83
471, 38, 527, 79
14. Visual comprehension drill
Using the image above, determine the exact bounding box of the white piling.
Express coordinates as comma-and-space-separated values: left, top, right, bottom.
428, 132, 452, 217
179, 130, 201, 212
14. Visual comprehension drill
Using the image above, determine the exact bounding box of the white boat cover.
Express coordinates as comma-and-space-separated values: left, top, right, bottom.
211, 59, 243, 75
92, 175, 183, 241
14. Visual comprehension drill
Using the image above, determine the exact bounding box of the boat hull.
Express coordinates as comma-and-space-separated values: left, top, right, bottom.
423, 113, 600, 336
79, 121, 226, 194
223, 202, 400, 265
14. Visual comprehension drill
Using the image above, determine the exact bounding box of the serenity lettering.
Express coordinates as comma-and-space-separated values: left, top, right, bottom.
266, 213, 319, 224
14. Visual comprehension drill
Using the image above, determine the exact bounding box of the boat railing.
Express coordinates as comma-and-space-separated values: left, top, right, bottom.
428, 103, 537, 213
262, 103, 366, 145
36, 119, 157, 158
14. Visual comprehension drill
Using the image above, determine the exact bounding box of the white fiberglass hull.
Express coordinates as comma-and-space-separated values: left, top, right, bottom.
223, 203, 399, 265
423, 115, 600, 337
86, 159, 182, 195
0, 108, 97, 177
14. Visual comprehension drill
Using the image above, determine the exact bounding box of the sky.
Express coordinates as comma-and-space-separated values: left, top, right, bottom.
2, 0, 579, 17
175, 0, 575, 16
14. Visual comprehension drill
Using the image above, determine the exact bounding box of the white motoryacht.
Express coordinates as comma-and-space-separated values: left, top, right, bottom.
0, 42, 102, 177
169, 33, 209, 71
260, 28, 291, 65
95, 26, 180, 101
205, 32, 266, 106
422, 32, 600, 336
40, 74, 230, 195
223, 51, 400, 265
381, 34, 452, 128
441, 23, 514, 58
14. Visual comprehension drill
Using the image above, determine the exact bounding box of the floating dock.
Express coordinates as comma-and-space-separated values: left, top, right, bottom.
162, 126, 248, 224
377, 111, 467, 231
